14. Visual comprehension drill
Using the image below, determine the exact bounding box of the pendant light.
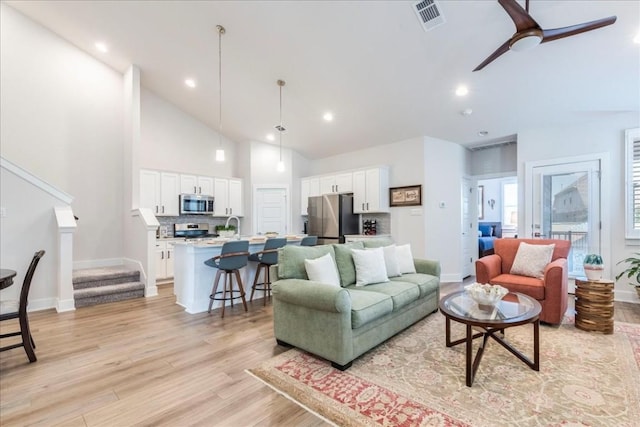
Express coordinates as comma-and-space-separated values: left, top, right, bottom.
215, 25, 225, 162
276, 79, 286, 172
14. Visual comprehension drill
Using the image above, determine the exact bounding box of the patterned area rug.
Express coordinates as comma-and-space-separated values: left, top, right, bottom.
248, 314, 640, 426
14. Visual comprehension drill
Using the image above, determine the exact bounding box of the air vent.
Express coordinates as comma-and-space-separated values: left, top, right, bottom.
413, 0, 445, 32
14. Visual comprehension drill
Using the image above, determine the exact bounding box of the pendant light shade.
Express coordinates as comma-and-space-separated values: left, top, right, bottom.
276, 79, 286, 173
215, 25, 225, 162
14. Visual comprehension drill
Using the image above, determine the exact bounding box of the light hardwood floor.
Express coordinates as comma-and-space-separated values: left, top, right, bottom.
1, 282, 638, 426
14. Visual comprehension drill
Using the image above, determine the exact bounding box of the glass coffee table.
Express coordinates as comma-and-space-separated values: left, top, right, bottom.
439, 291, 542, 387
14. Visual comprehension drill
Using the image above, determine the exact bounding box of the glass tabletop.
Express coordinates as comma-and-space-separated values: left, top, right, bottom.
440, 291, 541, 325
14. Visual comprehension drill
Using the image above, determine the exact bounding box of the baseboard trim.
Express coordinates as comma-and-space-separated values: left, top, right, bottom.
56, 298, 76, 312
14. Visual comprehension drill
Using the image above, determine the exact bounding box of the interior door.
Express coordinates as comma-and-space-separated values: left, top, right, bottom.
530, 159, 601, 279
461, 178, 473, 279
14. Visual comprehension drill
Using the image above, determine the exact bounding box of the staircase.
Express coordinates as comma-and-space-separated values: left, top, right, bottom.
73, 266, 145, 308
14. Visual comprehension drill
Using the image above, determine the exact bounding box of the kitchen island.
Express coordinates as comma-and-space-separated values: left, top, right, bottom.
173, 237, 302, 314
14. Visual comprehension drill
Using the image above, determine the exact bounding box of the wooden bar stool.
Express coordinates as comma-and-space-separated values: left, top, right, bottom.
204, 241, 250, 318
249, 238, 287, 305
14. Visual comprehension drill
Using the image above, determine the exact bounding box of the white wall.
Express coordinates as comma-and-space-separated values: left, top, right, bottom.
140, 89, 235, 178
518, 113, 640, 302
1, 4, 124, 263
478, 178, 503, 223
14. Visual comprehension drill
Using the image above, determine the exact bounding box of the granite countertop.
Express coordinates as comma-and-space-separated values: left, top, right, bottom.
172, 235, 304, 248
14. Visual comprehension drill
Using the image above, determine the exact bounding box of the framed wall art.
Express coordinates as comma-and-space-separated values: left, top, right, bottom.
389, 185, 422, 207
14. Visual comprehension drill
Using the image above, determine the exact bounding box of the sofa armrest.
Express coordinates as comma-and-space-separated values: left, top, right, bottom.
544, 258, 568, 291
475, 254, 502, 283
272, 279, 351, 313
414, 258, 441, 277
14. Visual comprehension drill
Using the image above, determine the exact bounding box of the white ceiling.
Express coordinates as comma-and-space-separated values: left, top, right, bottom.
5, 0, 639, 159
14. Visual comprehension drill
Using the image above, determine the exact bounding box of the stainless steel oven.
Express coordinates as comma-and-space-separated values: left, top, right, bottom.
179, 194, 214, 215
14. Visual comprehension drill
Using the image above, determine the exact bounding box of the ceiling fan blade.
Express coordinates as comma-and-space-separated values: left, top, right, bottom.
473, 39, 511, 72
541, 16, 617, 43
498, 0, 540, 32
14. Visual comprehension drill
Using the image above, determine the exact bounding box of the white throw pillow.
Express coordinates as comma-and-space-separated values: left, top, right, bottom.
510, 242, 555, 278
351, 247, 389, 286
304, 253, 341, 287
382, 244, 401, 277
396, 244, 417, 274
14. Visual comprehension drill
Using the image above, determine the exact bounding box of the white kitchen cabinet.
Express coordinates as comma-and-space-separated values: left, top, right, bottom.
214, 177, 243, 216
353, 167, 389, 213
320, 172, 353, 194
155, 241, 174, 280
140, 170, 179, 216
300, 177, 320, 215
180, 174, 214, 196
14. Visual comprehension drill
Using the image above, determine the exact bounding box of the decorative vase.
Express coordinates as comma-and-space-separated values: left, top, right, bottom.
583, 254, 604, 281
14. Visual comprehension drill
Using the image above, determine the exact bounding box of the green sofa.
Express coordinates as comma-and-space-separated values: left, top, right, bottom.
271, 239, 441, 370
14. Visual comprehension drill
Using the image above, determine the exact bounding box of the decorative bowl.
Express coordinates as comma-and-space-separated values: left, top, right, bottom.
265, 232, 278, 238
464, 283, 508, 308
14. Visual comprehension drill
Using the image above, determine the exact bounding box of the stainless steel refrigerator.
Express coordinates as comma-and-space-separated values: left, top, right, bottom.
307, 193, 359, 245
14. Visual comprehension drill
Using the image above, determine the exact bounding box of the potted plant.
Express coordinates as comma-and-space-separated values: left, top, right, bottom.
616, 253, 640, 299
583, 254, 604, 281
215, 224, 236, 238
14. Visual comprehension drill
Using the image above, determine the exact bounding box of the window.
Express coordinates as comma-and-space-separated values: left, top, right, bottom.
502, 179, 518, 229
625, 128, 640, 239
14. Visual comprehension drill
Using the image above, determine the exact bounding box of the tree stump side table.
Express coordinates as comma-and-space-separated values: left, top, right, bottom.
574, 279, 614, 334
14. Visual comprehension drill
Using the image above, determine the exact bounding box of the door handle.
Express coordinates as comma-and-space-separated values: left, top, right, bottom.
362, 203, 365, 210
167, 251, 170, 259
230, 208, 233, 214
366, 202, 369, 211
155, 205, 159, 213
162, 206, 165, 213
194, 186, 197, 193
198, 186, 201, 194
161, 251, 164, 260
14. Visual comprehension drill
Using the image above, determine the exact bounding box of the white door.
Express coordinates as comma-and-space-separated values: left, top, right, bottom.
461, 178, 473, 279
255, 187, 288, 236
530, 159, 601, 279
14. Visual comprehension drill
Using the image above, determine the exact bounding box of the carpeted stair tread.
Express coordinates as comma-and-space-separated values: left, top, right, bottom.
75, 289, 145, 308
74, 281, 145, 299
73, 266, 140, 285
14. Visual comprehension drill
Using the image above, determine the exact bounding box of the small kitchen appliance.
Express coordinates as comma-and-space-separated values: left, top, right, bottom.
179, 194, 215, 215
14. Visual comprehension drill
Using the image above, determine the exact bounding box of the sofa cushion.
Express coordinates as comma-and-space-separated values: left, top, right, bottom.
489, 274, 545, 300
347, 281, 420, 312
333, 242, 365, 287
304, 253, 340, 287
382, 245, 401, 277
390, 273, 439, 299
352, 247, 389, 286
278, 245, 335, 280
362, 237, 394, 248
347, 289, 394, 329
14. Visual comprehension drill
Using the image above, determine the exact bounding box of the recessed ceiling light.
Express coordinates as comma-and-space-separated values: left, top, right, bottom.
184, 79, 196, 88
323, 112, 334, 122
478, 131, 489, 137
634, 31, 640, 44
461, 108, 473, 116
266, 133, 275, 141
94, 42, 108, 53
455, 85, 468, 97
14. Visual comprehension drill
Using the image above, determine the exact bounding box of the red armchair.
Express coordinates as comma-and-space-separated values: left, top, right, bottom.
475, 238, 571, 324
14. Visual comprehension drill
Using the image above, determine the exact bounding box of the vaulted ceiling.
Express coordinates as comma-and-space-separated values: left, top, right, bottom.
6, 1, 639, 159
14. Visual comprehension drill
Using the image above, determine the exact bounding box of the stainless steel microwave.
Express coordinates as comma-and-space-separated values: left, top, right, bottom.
179, 194, 214, 215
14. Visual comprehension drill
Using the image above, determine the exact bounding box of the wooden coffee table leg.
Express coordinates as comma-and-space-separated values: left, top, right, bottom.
533, 319, 539, 371
466, 324, 473, 386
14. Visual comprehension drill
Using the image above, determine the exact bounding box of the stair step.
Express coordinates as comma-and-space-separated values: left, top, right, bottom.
74, 282, 145, 308
73, 266, 140, 290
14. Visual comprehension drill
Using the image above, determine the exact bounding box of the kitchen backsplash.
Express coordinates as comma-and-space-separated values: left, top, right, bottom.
157, 216, 229, 237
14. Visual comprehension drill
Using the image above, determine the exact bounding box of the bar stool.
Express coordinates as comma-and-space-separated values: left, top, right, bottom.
300, 236, 318, 246
249, 238, 287, 305
204, 240, 250, 318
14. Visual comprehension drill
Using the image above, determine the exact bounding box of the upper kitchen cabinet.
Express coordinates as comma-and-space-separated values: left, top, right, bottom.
300, 177, 320, 215
140, 169, 180, 216
353, 167, 389, 213
180, 174, 214, 196
214, 177, 243, 217
320, 172, 353, 194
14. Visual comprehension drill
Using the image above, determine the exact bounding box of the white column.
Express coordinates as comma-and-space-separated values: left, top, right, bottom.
54, 206, 77, 312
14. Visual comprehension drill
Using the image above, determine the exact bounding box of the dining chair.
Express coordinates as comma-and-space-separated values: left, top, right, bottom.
0, 250, 45, 363
249, 237, 287, 305
204, 241, 250, 318
300, 236, 318, 246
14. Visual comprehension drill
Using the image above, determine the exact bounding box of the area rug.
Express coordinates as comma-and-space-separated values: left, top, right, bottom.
247, 314, 640, 427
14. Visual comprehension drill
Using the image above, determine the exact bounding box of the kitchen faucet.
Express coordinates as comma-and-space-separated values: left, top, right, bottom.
225, 216, 240, 239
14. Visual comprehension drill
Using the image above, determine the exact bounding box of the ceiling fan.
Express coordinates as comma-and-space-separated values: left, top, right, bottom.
473, 0, 616, 71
